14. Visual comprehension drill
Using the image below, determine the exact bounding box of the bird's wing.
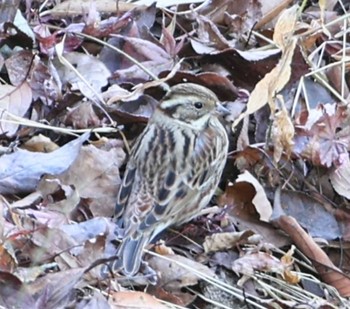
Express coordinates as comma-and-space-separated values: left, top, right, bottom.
115, 122, 191, 235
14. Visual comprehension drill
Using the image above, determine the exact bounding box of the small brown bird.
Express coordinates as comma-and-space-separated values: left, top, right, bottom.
111, 83, 229, 276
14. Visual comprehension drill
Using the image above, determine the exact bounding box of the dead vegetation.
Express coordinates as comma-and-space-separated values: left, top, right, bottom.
1, 0, 350, 308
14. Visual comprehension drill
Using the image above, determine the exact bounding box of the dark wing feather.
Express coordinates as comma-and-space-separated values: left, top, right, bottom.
115, 167, 136, 217
114, 124, 151, 220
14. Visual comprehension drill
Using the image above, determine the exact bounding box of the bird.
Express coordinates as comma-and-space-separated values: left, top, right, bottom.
109, 83, 229, 277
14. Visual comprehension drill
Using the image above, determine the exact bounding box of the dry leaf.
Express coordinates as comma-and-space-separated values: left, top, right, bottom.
236, 171, 272, 222
203, 230, 257, 253
0, 133, 89, 194
232, 5, 299, 129
232, 252, 285, 276
329, 160, 350, 199
0, 82, 32, 136
23, 134, 59, 153
54, 52, 111, 101
148, 254, 215, 290
109, 291, 168, 309
271, 97, 295, 162
57, 142, 125, 217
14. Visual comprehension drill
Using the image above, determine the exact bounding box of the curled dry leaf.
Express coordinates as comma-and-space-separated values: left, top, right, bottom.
232, 252, 286, 276
281, 246, 300, 284
236, 171, 272, 222
43, 180, 80, 216
22, 134, 59, 153
271, 98, 295, 162
154, 243, 175, 256
192, 14, 231, 53
203, 230, 257, 253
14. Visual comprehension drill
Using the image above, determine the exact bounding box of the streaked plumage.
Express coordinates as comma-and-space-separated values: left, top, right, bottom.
110, 83, 229, 276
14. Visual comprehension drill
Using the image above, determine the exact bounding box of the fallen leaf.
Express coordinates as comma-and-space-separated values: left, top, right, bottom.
109, 291, 168, 309
57, 142, 125, 217
330, 160, 350, 199
203, 230, 257, 253
148, 254, 215, 290
0, 133, 89, 194
0, 82, 32, 136
54, 52, 111, 101
236, 171, 273, 222
232, 252, 285, 276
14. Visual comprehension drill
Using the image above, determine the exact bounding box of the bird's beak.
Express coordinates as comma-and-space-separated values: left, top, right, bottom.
215, 102, 231, 116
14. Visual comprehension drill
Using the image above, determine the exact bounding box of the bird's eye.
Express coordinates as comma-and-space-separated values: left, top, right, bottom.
194, 102, 203, 109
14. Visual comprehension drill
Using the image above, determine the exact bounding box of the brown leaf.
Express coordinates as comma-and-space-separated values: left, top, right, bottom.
233, 37, 297, 128
22, 134, 59, 153
148, 254, 215, 290
232, 252, 286, 276
57, 142, 125, 217
64, 102, 101, 129
330, 160, 350, 199
219, 181, 290, 248
271, 99, 295, 162
54, 52, 111, 101
276, 216, 350, 297
203, 230, 256, 253
294, 104, 350, 167
0, 82, 32, 136
235, 171, 272, 222
273, 190, 341, 240
30, 268, 85, 308
108, 35, 174, 83
5, 50, 33, 86
201, 48, 281, 91
0, 272, 36, 308
273, 5, 298, 49
0, 243, 16, 272
109, 291, 168, 309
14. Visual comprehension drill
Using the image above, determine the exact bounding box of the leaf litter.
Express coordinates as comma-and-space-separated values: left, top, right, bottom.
0, 0, 350, 308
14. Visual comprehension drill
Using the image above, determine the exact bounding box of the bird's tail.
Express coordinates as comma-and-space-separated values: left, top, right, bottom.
111, 235, 150, 276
